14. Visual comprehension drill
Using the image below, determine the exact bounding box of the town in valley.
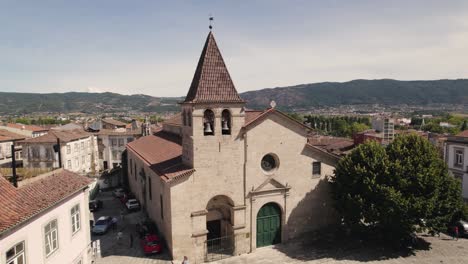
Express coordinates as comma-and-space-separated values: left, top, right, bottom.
1, 2, 468, 264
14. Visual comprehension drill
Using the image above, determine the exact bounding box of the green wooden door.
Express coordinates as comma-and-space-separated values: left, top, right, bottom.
256, 203, 281, 247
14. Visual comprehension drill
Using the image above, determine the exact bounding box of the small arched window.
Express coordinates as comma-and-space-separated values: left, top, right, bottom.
203, 109, 215, 136
221, 109, 231, 135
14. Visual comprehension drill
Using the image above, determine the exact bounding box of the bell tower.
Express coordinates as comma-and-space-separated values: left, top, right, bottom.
180, 31, 245, 168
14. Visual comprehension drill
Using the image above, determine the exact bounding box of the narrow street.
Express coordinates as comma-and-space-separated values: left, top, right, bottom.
91, 190, 171, 264
92, 189, 468, 264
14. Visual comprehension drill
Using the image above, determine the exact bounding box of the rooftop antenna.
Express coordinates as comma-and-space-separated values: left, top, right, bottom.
209, 15, 214, 30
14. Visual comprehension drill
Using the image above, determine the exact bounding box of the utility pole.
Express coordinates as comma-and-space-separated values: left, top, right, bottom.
54, 138, 62, 168
10, 144, 18, 187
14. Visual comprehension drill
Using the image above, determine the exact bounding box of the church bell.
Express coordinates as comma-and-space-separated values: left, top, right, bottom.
222, 120, 229, 131
204, 122, 213, 133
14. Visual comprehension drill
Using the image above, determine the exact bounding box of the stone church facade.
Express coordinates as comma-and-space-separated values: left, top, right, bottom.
126, 31, 337, 263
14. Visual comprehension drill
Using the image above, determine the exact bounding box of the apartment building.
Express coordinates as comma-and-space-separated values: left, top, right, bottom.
0, 169, 93, 264
20, 130, 100, 175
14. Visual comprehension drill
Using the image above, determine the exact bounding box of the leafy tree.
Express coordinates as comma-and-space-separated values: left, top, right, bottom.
331, 135, 464, 246
287, 112, 303, 123
461, 120, 467, 131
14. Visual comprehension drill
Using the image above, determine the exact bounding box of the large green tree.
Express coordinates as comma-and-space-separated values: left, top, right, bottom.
331, 135, 464, 245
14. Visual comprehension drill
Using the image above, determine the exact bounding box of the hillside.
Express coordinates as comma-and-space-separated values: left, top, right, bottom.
241, 79, 468, 110
0, 92, 182, 114
0, 79, 467, 114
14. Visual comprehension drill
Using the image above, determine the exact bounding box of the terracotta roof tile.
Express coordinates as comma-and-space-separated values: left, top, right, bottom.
245, 110, 265, 124
19, 130, 91, 144
7, 123, 49, 132
308, 135, 355, 156
456, 130, 468, 137
163, 114, 182, 126
102, 118, 127, 127
0, 129, 26, 141
127, 131, 193, 181
94, 129, 142, 136
184, 32, 244, 104
243, 108, 311, 132
0, 170, 92, 234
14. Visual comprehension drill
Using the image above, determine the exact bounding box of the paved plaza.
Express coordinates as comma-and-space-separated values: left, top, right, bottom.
92, 190, 468, 264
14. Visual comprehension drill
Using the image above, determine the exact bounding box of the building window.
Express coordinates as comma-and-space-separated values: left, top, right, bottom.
261, 154, 279, 172
148, 177, 152, 200
454, 149, 464, 168
82, 156, 85, 165
221, 109, 231, 135
312, 162, 321, 176
6, 241, 25, 264
67, 145, 71, 154
32, 146, 40, 159
182, 110, 187, 126
46, 147, 54, 160
134, 164, 137, 180
127, 137, 133, 143
203, 109, 215, 136
74, 143, 78, 152
75, 157, 79, 167
81, 142, 84, 150
71, 204, 81, 234
67, 160, 72, 169
118, 138, 124, 147
44, 219, 59, 256
112, 139, 117, 146
160, 195, 164, 219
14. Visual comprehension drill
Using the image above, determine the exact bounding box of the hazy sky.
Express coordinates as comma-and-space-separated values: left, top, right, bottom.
1, 0, 468, 97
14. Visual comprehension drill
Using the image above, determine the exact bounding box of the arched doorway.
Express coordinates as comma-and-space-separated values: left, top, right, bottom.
256, 203, 281, 247
205, 195, 234, 261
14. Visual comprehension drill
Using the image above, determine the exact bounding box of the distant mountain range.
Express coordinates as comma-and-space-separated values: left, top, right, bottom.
0, 79, 467, 114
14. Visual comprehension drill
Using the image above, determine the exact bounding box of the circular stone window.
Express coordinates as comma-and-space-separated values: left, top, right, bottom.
261, 154, 278, 173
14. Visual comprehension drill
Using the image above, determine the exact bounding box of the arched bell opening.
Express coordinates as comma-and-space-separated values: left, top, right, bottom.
203, 109, 215, 136
221, 109, 231, 135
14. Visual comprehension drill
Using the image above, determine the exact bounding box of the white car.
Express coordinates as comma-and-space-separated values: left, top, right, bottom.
112, 188, 125, 198
126, 199, 141, 211
92, 216, 113, 235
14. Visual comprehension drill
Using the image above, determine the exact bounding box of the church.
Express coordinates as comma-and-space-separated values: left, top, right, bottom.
126, 31, 337, 262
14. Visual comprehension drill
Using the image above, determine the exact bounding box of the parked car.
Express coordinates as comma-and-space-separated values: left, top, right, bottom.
92, 216, 114, 235
450, 220, 468, 237
89, 200, 103, 212
126, 199, 141, 211
112, 188, 126, 198
120, 193, 136, 204
141, 234, 162, 255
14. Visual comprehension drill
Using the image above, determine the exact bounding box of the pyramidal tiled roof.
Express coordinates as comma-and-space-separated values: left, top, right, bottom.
184, 32, 244, 104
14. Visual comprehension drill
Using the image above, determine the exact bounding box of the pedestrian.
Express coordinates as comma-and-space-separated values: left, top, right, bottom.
120, 208, 125, 221
182, 256, 190, 264
130, 233, 134, 248
112, 217, 118, 231
117, 231, 123, 240
454, 226, 459, 241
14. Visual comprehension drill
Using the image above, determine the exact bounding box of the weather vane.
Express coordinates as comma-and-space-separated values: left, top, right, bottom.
209, 15, 214, 30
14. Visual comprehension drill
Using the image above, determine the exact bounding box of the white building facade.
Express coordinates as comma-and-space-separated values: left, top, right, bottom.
445, 131, 468, 200
21, 131, 100, 175
0, 169, 93, 264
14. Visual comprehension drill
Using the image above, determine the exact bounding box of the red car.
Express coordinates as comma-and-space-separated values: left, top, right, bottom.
141, 234, 162, 255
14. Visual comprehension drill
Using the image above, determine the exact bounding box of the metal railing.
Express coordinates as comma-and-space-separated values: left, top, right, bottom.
205, 235, 235, 262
